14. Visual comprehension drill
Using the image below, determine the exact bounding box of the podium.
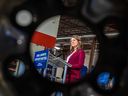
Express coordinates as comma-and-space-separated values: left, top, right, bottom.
43, 52, 72, 83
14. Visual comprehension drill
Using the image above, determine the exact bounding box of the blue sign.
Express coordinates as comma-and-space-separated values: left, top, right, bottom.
34, 49, 49, 69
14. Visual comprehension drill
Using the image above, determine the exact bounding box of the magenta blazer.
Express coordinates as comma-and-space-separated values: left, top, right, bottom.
66, 49, 85, 83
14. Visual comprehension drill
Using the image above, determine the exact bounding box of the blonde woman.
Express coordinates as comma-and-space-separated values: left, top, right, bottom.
66, 35, 85, 83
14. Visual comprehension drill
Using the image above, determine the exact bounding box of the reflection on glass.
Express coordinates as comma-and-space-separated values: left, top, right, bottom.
51, 91, 63, 96
104, 23, 119, 38
8, 59, 25, 77
30, 15, 99, 84
97, 72, 115, 90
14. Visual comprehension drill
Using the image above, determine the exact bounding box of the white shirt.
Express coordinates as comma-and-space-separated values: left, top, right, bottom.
66, 50, 76, 62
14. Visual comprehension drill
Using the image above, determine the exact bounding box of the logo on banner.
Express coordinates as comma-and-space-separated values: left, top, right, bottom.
34, 49, 49, 68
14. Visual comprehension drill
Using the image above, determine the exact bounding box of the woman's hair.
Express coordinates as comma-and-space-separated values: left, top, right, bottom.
70, 35, 83, 52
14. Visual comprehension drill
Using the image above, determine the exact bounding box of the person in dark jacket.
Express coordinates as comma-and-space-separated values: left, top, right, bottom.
66, 35, 85, 83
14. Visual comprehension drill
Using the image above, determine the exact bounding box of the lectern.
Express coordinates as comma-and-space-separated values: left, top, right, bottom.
44, 52, 72, 83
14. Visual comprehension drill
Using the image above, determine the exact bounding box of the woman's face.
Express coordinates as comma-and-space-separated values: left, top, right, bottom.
70, 38, 79, 48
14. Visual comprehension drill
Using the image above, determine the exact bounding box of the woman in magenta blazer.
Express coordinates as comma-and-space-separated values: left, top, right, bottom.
66, 35, 85, 83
